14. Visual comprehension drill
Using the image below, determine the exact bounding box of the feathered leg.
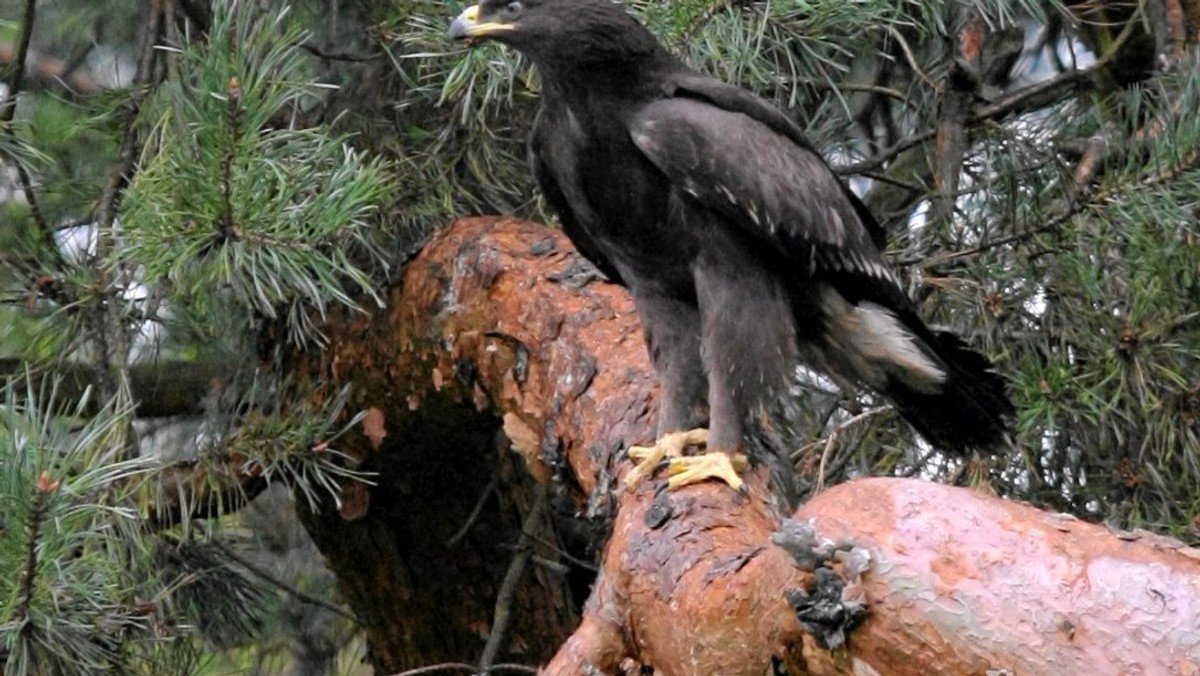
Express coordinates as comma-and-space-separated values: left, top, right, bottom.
692, 243, 798, 494
623, 293, 718, 489
638, 293, 709, 435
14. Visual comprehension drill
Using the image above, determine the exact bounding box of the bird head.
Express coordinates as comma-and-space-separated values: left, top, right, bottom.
448, 0, 524, 44
449, 0, 665, 71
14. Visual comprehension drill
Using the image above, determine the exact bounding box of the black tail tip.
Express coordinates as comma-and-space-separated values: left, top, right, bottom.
889, 331, 1014, 454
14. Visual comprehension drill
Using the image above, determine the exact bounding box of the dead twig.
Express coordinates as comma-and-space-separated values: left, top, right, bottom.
519, 529, 599, 573
298, 41, 383, 62
478, 485, 547, 673
446, 471, 500, 547
810, 407, 889, 493
885, 25, 941, 92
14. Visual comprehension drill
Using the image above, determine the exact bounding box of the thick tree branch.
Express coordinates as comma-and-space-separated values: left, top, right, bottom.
303, 217, 1200, 674
0, 357, 234, 418
797, 479, 1200, 673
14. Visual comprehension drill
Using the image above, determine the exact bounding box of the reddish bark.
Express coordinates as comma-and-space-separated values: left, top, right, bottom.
796, 479, 1200, 675
548, 473, 1200, 675
301, 217, 1200, 674
302, 216, 660, 671
543, 473, 810, 675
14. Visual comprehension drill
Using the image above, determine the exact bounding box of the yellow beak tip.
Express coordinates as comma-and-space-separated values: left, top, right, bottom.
450, 4, 517, 40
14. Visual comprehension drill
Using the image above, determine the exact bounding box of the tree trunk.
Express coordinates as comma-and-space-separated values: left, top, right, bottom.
299, 217, 1200, 674
297, 216, 655, 672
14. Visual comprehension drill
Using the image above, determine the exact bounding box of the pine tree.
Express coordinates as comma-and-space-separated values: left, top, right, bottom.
2, 0, 384, 672
1, 0, 1198, 672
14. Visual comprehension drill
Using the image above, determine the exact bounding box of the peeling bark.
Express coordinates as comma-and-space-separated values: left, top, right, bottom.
794, 479, 1200, 675
543, 475, 1200, 675
301, 216, 657, 671
301, 217, 1200, 674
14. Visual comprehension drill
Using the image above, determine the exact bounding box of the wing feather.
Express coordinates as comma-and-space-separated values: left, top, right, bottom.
629, 96, 899, 295
669, 75, 889, 251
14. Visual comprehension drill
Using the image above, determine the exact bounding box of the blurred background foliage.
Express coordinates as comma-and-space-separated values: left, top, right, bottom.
0, 0, 1198, 672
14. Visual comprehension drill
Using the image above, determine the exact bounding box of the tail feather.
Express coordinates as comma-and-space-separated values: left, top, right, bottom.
884, 330, 1013, 453
803, 285, 1014, 453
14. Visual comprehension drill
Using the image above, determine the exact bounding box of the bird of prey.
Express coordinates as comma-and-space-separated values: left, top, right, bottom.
449, 0, 1013, 497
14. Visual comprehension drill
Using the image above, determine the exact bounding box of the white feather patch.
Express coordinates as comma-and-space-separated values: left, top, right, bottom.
827, 207, 845, 245
855, 302, 946, 388
820, 290, 946, 393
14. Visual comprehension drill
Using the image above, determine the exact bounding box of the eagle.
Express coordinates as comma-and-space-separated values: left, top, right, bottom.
450, 0, 1013, 498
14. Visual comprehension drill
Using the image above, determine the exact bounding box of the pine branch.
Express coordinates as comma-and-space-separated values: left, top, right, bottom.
837, 61, 1096, 177
884, 24, 940, 92
297, 41, 382, 62
15, 472, 60, 634
0, 0, 36, 124
840, 5, 1149, 178
84, 0, 166, 433
216, 77, 243, 248
210, 539, 359, 623
93, 0, 166, 238
148, 457, 268, 530
0, 0, 64, 272
838, 128, 937, 176
0, 356, 235, 418
930, 8, 984, 228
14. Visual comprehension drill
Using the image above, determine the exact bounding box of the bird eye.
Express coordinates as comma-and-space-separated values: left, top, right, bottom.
504, 0, 522, 14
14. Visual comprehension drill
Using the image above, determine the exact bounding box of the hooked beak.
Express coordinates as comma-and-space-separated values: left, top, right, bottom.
449, 5, 515, 41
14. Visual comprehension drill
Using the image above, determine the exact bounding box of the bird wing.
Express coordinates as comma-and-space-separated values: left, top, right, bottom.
668, 75, 889, 251
628, 91, 902, 306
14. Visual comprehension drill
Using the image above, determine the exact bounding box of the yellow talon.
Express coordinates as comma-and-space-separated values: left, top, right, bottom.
624, 428, 746, 492
666, 452, 747, 491
625, 428, 709, 489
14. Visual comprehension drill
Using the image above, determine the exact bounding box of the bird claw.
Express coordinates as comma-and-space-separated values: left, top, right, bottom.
666, 452, 747, 491
625, 428, 708, 489
625, 428, 746, 492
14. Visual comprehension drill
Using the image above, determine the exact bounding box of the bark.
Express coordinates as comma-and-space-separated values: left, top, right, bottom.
298, 216, 653, 672
790, 479, 1200, 675
300, 217, 1200, 674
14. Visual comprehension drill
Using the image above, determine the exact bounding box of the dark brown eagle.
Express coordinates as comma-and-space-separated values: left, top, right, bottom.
450, 0, 1013, 498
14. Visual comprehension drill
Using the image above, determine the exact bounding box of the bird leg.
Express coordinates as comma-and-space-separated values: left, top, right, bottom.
625, 428, 748, 491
